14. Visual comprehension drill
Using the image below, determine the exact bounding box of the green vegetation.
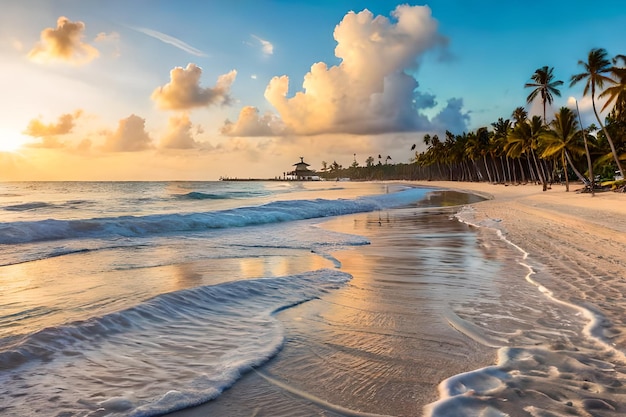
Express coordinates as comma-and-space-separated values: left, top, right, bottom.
319, 48, 626, 192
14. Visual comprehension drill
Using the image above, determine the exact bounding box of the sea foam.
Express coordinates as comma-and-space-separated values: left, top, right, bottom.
0, 187, 428, 245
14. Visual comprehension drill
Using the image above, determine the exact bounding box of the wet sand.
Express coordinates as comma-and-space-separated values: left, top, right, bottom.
419, 181, 626, 327
169, 182, 626, 417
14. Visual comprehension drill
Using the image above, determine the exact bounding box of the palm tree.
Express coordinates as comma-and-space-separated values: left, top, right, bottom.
599, 55, 626, 117
573, 99, 596, 196
570, 48, 624, 179
464, 131, 483, 181
540, 107, 586, 191
506, 116, 548, 190
512, 107, 528, 126
525, 66, 563, 125
492, 118, 513, 183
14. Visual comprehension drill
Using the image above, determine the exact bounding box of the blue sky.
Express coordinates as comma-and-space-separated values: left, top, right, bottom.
1, 0, 625, 180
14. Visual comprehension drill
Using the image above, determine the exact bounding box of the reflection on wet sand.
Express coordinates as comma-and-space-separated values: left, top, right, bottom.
169, 205, 517, 417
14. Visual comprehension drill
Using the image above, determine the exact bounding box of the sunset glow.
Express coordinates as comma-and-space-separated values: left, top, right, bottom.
0, 1, 624, 180
0, 130, 27, 153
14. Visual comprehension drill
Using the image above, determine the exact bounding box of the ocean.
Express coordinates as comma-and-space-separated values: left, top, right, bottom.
0, 181, 623, 417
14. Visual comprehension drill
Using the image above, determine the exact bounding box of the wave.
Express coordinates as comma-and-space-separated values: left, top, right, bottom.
2, 202, 52, 211
0, 269, 352, 416
0, 187, 429, 245
176, 190, 271, 200
178, 191, 231, 200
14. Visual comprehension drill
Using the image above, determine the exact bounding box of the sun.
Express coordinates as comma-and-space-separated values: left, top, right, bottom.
0, 129, 27, 153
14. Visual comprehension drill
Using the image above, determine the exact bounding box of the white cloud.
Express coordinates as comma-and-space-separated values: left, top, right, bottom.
252, 35, 273, 55
151, 64, 237, 110
229, 5, 469, 136
134, 27, 207, 57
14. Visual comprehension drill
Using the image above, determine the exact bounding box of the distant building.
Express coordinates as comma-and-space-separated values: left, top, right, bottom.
285, 157, 320, 180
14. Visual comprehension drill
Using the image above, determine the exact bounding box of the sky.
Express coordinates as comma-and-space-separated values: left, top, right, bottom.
1, 0, 625, 180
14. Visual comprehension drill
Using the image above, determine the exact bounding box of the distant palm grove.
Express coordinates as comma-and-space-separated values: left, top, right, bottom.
319, 48, 626, 192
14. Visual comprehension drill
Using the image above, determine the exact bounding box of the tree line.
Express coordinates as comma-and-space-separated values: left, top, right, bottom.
319, 48, 626, 193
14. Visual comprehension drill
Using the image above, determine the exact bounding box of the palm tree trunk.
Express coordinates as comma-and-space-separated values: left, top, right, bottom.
531, 149, 547, 191
561, 152, 569, 192
592, 95, 625, 179
491, 153, 501, 183
483, 154, 493, 183
564, 150, 589, 186
575, 100, 594, 196
526, 155, 536, 182
506, 157, 513, 183
540, 158, 550, 186
472, 160, 482, 181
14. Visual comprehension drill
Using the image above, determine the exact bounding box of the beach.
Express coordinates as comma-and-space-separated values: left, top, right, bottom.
169, 181, 626, 417
2, 181, 625, 417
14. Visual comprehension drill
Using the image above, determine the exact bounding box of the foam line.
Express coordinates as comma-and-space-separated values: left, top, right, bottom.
454, 206, 626, 362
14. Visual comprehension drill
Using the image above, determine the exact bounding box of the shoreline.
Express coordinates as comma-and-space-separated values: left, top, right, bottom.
414, 181, 626, 415
167, 181, 626, 416
412, 181, 626, 334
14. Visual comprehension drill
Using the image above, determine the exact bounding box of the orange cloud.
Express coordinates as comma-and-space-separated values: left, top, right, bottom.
160, 114, 197, 149
23, 111, 83, 148
28, 16, 99, 64
221, 106, 284, 136
103, 114, 153, 152
151, 64, 237, 110
23, 111, 82, 137
25, 137, 65, 149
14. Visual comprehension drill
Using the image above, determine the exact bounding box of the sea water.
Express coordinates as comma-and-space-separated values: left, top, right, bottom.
0, 181, 432, 416
1, 181, 624, 417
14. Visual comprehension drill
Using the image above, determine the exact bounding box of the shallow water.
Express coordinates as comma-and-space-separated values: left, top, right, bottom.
172, 198, 626, 417
0, 181, 433, 416
3, 182, 624, 416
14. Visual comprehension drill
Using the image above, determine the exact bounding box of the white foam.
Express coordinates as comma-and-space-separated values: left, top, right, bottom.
424, 205, 626, 416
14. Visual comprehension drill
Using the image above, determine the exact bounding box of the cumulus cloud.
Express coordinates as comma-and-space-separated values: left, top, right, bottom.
225, 5, 468, 137
103, 114, 153, 152
28, 16, 99, 64
430, 98, 471, 134
252, 35, 273, 55
221, 106, 284, 136
24, 111, 82, 138
151, 64, 237, 110
23, 111, 85, 148
160, 114, 197, 149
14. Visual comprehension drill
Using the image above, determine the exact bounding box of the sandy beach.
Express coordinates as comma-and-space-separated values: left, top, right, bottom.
167, 181, 626, 417
421, 181, 626, 338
